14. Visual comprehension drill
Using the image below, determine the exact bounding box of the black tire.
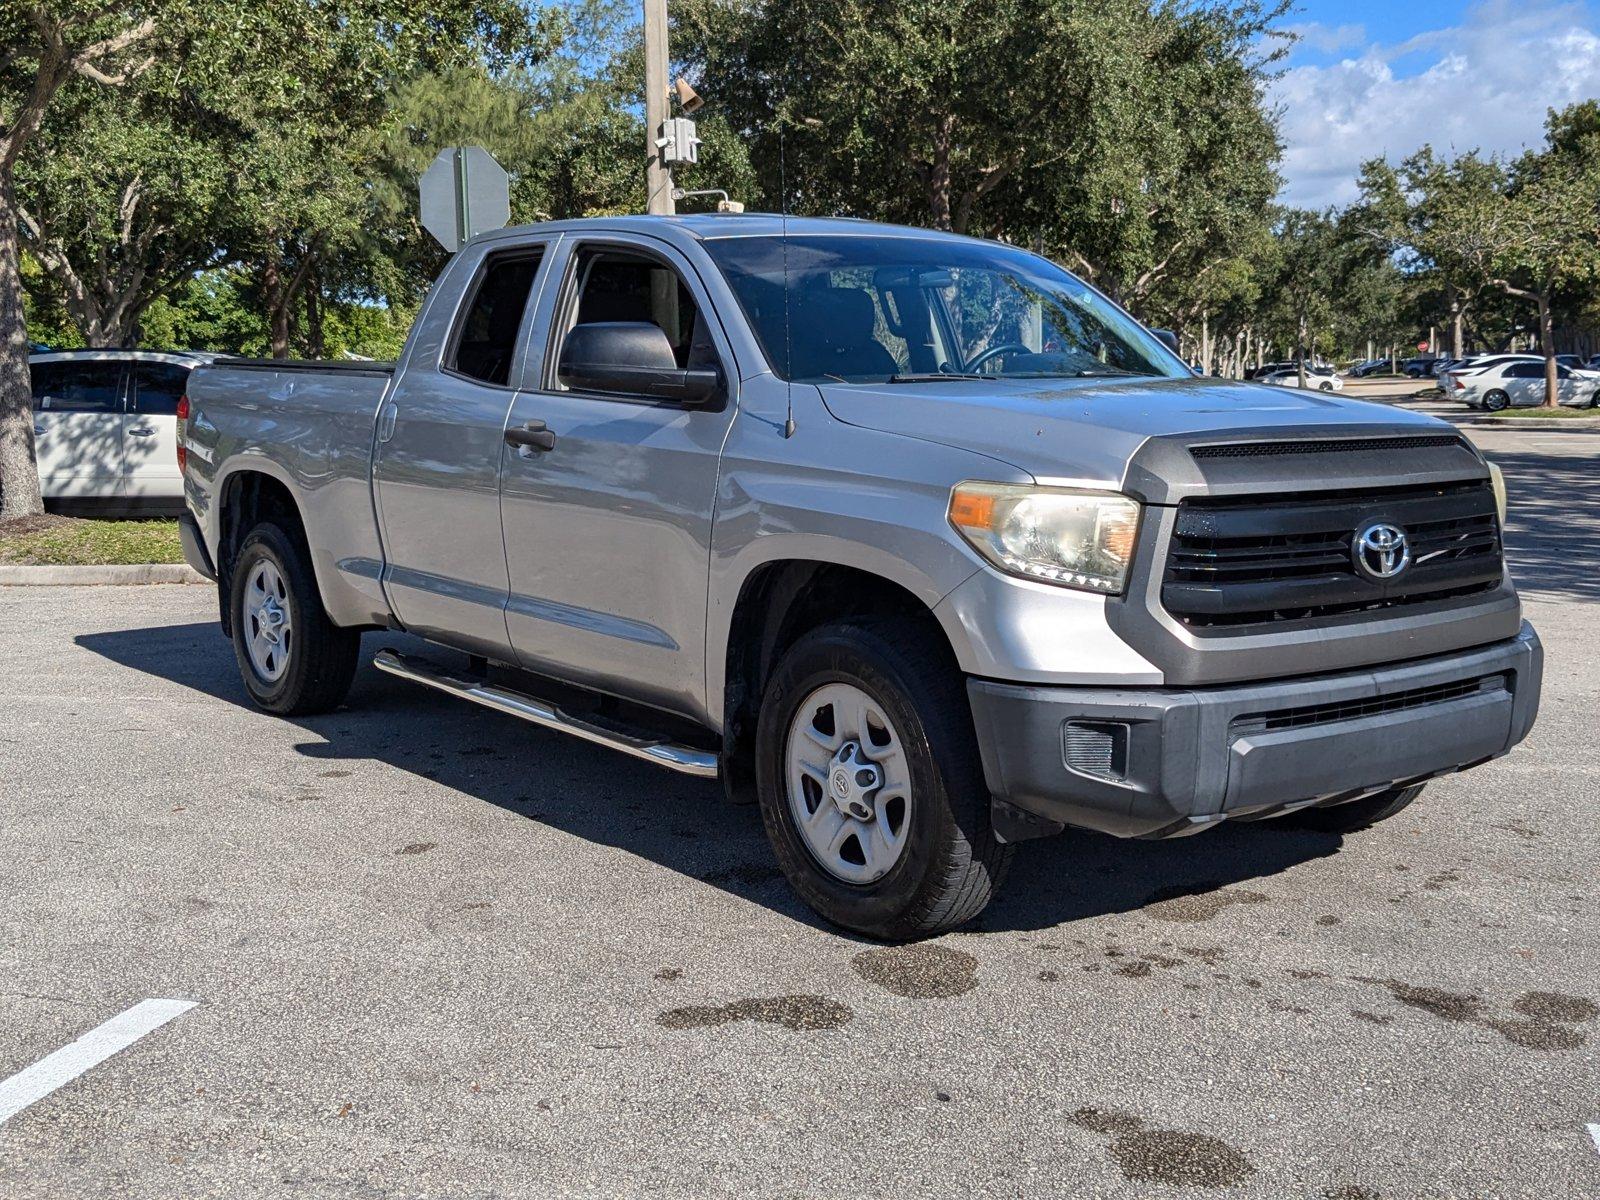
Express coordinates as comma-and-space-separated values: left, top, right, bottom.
1282, 784, 1425, 834
229, 520, 360, 715
754, 619, 1013, 940
1484, 389, 1510, 412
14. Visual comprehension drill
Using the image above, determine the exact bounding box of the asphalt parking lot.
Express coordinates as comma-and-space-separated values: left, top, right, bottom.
1, 422, 1597, 1199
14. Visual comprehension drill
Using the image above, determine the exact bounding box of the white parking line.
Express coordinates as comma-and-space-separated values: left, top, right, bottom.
0, 998, 196, 1126
1589, 1123, 1600, 1158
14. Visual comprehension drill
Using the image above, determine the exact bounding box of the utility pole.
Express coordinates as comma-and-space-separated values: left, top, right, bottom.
643, 0, 674, 215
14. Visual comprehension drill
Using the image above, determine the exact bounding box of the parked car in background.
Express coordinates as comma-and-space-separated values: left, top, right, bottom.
1260, 366, 1344, 392
1399, 357, 1443, 377
1349, 358, 1396, 377
29, 349, 211, 512
1449, 358, 1600, 410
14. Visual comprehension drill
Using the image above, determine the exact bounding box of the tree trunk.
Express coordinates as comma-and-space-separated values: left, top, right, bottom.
1296, 311, 1308, 388
306, 268, 325, 360
0, 171, 44, 519
1538, 292, 1557, 408
262, 254, 291, 360
1200, 311, 1212, 376
928, 115, 955, 232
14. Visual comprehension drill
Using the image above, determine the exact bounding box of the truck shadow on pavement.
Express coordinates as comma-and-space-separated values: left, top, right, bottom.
1486, 445, 1600, 604
80, 622, 1345, 939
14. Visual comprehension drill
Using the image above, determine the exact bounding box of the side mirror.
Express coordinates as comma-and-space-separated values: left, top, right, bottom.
558, 321, 722, 405
1151, 328, 1180, 356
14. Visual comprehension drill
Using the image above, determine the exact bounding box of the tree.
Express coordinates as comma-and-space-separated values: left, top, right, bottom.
677, 0, 1284, 313
0, 2, 163, 518
16, 81, 229, 347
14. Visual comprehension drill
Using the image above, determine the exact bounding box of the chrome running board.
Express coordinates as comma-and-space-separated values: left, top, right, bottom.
373, 649, 719, 779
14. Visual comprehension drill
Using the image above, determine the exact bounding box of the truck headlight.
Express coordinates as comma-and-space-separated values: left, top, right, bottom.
1487, 461, 1507, 524
949, 483, 1141, 594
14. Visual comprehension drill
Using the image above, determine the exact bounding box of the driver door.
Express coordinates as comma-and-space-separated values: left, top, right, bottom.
498, 235, 738, 721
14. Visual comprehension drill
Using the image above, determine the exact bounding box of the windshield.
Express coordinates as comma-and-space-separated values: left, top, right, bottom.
702, 234, 1188, 385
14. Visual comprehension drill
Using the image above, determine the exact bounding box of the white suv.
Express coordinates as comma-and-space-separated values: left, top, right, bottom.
29, 350, 209, 511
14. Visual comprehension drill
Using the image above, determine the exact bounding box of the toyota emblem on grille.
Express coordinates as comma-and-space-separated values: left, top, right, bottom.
1354, 521, 1410, 580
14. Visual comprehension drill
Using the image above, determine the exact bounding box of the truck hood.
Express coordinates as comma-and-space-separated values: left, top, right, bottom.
818, 375, 1453, 495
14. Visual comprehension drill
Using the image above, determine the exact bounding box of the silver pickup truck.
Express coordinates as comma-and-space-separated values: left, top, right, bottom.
179, 215, 1542, 939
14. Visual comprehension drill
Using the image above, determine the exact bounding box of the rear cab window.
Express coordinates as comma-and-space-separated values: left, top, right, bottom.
446, 249, 544, 387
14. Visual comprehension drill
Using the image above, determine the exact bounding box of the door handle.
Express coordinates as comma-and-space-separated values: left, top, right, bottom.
377, 402, 398, 443
504, 420, 557, 452
128, 426, 156, 437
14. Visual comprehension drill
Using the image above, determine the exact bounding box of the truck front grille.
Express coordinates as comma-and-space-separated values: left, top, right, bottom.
1162, 481, 1504, 631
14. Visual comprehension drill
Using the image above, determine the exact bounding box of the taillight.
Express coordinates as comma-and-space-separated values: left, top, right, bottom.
176, 394, 189, 472
1451, 377, 1464, 391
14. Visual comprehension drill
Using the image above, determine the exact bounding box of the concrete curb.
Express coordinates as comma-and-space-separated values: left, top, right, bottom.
1464, 417, 1600, 430
0, 563, 209, 586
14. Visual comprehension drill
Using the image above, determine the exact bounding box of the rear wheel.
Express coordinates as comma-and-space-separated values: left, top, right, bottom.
1483, 389, 1510, 412
755, 620, 1012, 940
229, 520, 360, 715
1283, 784, 1425, 834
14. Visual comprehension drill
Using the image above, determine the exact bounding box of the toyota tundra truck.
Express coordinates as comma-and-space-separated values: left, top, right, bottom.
177, 215, 1542, 939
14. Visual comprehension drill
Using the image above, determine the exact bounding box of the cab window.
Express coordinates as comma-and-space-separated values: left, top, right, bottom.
557, 246, 720, 393
448, 249, 543, 386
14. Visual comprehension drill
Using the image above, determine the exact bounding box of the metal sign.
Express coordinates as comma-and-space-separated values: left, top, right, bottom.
420, 146, 510, 253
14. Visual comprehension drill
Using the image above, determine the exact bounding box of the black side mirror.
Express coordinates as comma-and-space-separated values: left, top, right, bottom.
558, 321, 722, 405
1151, 328, 1180, 356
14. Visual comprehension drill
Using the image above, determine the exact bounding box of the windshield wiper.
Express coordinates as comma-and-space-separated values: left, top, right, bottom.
886, 372, 989, 383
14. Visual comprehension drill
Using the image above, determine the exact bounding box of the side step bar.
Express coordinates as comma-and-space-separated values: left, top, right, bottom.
372, 649, 719, 779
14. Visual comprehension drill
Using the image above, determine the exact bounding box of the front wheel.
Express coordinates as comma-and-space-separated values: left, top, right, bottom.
755, 620, 1012, 940
1283, 784, 1425, 834
1483, 389, 1510, 412
230, 521, 360, 715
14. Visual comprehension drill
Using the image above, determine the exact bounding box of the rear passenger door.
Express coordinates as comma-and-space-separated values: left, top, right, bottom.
29, 360, 126, 499
1503, 362, 1544, 405
373, 242, 551, 659
498, 236, 738, 721
125, 360, 190, 502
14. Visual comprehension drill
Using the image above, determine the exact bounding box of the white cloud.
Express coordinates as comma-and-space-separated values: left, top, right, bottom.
1270, 0, 1600, 209
1284, 21, 1367, 55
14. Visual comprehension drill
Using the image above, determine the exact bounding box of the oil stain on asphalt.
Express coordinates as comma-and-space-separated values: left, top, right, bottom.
656, 995, 853, 1031
850, 945, 979, 998
1361, 979, 1596, 1050
1069, 1106, 1256, 1188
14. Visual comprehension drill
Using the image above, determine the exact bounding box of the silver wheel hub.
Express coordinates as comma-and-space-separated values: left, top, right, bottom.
785, 682, 912, 885
244, 560, 293, 683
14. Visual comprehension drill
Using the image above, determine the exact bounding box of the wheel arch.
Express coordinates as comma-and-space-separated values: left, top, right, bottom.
715, 555, 972, 801
213, 466, 312, 637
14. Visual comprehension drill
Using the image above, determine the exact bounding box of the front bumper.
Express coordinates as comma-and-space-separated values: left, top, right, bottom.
969, 622, 1542, 841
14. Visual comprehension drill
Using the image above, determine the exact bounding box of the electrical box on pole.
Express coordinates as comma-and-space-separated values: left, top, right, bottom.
658, 117, 701, 165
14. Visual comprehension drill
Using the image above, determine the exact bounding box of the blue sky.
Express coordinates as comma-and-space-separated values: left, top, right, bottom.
1269, 1, 1600, 207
